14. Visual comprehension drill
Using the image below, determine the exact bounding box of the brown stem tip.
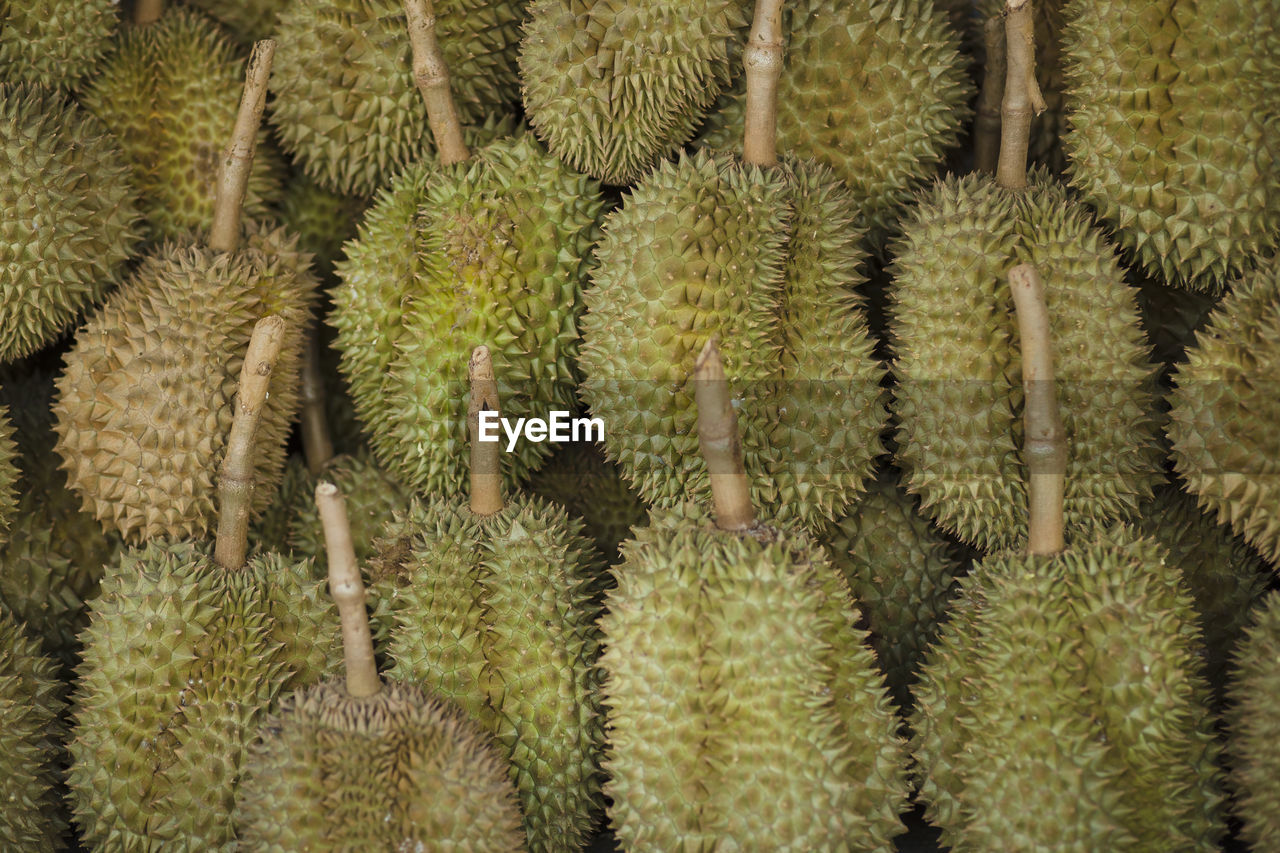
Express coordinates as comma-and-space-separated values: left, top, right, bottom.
210, 39, 276, 254
693, 338, 756, 532
467, 345, 504, 517
317, 482, 381, 698
402, 0, 470, 166
742, 0, 785, 168
133, 0, 165, 26
996, 0, 1046, 190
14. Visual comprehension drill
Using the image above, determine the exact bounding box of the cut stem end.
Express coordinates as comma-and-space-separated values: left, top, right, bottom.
317, 482, 381, 698
742, 0, 785, 167
210, 39, 276, 254
468, 346, 504, 516
996, 0, 1046, 190
402, 0, 470, 165
694, 339, 756, 532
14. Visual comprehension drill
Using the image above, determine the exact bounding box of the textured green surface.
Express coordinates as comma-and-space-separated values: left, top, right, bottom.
331, 134, 603, 497
274, 170, 368, 282
1168, 255, 1280, 564
238, 680, 528, 850
1227, 592, 1280, 851
1062, 0, 1280, 291
580, 152, 886, 531
889, 172, 1162, 551
911, 531, 1225, 851
69, 543, 342, 851
184, 0, 290, 42
373, 495, 603, 853
0, 0, 117, 88
0, 85, 140, 364
599, 504, 909, 851
54, 224, 318, 543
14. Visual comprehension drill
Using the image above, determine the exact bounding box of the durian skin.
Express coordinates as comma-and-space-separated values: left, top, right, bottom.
269, 0, 525, 195
910, 531, 1225, 852
1168, 255, 1280, 565
53, 224, 318, 544
330, 134, 604, 498
519, 0, 750, 185
183, 0, 290, 43
0, 408, 15, 548
0, 612, 68, 850
69, 542, 342, 851
0, 84, 141, 365
79, 8, 285, 242
372, 494, 604, 853
599, 504, 909, 851
696, 0, 973, 242
273, 171, 368, 283
889, 172, 1162, 552
1062, 0, 1280, 291
237, 681, 528, 851
578, 151, 887, 532
0, 0, 117, 89
1227, 592, 1280, 851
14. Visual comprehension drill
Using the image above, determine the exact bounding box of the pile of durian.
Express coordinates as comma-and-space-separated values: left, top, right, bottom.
0, 0, 1275, 849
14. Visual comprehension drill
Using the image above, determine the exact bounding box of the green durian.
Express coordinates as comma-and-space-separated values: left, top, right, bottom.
888, 172, 1162, 551
823, 471, 964, 711
0, 84, 140, 364
1062, 0, 1280, 290
910, 530, 1226, 851
269, 0, 525, 195
80, 8, 286, 241
0, 612, 67, 850
526, 439, 649, 565
696, 0, 974, 241
183, 0, 290, 42
1167, 254, 1280, 564
519, 0, 750, 185
249, 453, 309, 553
273, 170, 369, 283
1226, 592, 1280, 852
0, 0, 118, 89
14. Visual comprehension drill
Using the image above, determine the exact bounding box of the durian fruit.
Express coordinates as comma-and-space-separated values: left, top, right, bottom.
1061, 0, 1280, 291
0, 0, 118, 89
367, 346, 604, 852
249, 452, 309, 553
696, 0, 973, 241
0, 612, 68, 850
80, 7, 285, 241
183, 0, 290, 42
0, 84, 140, 365
910, 259, 1225, 851
519, 0, 750, 185
888, 4, 1161, 552
526, 439, 649, 565
273, 170, 368, 283
69, 316, 343, 851
269, 0, 525, 195
1167, 253, 1280, 565
823, 470, 964, 711
237, 481, 528, 851
331, 4, 603, 497
600, 340, 909, 851
1226, 592, 1280, 852
54, 42, 318, 544
578, 1, 887, 532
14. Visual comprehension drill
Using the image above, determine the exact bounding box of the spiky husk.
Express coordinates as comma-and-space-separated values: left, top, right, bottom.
579, 152, 886, 531
370, 494, 604, 853
911, 530, 1225, 851
0, 612, 67, 850
1168, 255, 1280, 564
0, 0, 117, 89
331, 134, 603, 497
526, 440, 648, 565
696, 0, 973, 242
238, 680, 528, 851
1227, 592, 1280, 851
600, 503, 909, 850
519, 0, 749, 185
0, 84, 140, 364
269, 0, 524, 195
1062, 0, 1280, 291
0, 408, 15, 548
183, 0, 290, 43
69, 542, 341, 851
888, 172, 1162, 551
53, 224, 318, 543
273, 170, 368, 283
823, 473, 963, 711
79, 8, 285, 242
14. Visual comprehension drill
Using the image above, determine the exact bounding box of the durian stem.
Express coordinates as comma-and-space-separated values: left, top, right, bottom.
1009, 262, 1066, 556
300, 323, 335, 476
468, 346, 504, 517
215, 316, 287, 571
133, 0, 165, 25
974, 15, 1006, 175
402, 0, 471, 166
995, 0, 1045, 190
210, 39, 275, 254
316, 482, 381, 698
742, 0, 785, 167
694, 339, 756, 532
